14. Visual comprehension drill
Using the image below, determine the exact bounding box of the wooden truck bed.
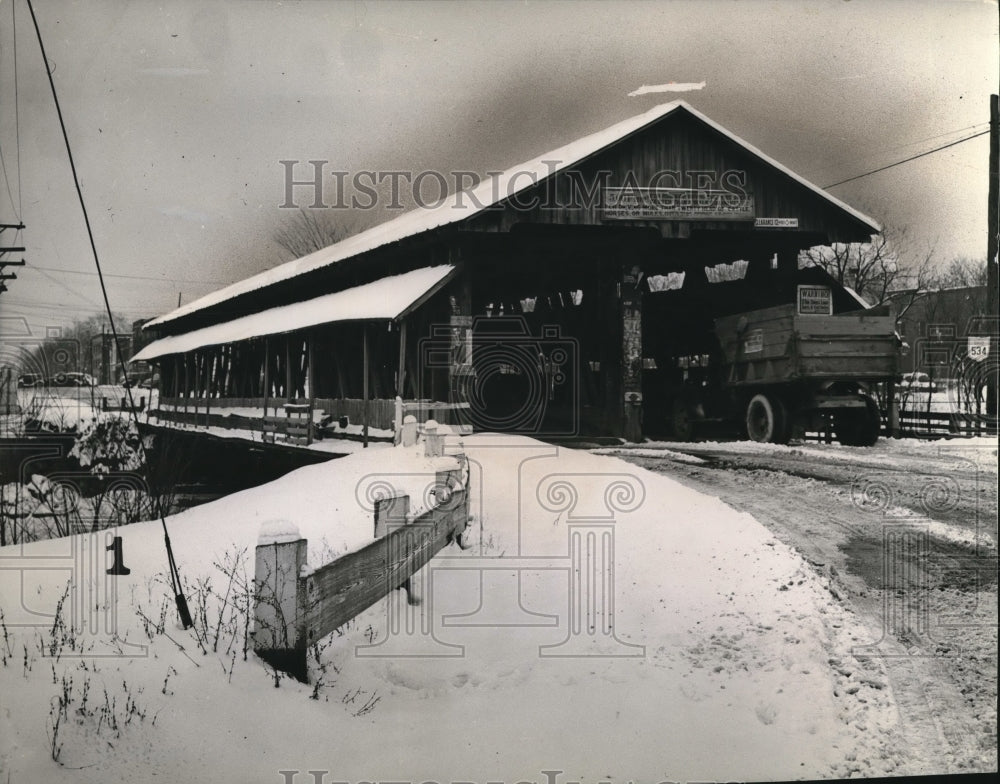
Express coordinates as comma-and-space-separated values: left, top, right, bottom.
715, 304, 898, 387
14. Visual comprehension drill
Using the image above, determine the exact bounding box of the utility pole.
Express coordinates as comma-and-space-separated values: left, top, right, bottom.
0, 222, 26, 295
987, 94, 998, 429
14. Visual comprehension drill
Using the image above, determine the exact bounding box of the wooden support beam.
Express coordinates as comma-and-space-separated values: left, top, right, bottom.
397, 319, 408, 398
263, 337, 270, 418
183, 354, 190, 420
363, 323, 370, 448
306, 332, 315, 410
192, 352, 200, 424
285, 337, 293, 403
986, 94, 998, 425
205, 348, 213, 427
621, 264, 644, 443
333, 339, 347, 399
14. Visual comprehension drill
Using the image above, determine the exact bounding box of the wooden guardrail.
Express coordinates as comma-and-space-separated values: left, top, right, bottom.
101, 395, 146, 413
801, 407, 996, 442
252, 456, 470, 681
895, 409, 996, 437
150, 396, 474, 444
262, 403, 313, 446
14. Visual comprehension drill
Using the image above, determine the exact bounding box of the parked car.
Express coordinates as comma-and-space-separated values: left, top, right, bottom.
49, 372, 96, 387
900, 371, 942, 392
120, 373, 144, 388
17, 373, 45, 387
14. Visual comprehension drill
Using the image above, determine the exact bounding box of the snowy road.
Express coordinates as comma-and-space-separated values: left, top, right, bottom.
600, 438, 998, 774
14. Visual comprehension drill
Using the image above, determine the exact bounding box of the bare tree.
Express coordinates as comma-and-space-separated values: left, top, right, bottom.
892, 256, 989, 419
937, 256, 989, 289
798, 225, 937, 315
21, 312, 132, 383
272, 207, 360, 260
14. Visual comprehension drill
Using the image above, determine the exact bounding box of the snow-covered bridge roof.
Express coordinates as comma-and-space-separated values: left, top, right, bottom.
132, 265, 455, 361
146, 100, 881, 331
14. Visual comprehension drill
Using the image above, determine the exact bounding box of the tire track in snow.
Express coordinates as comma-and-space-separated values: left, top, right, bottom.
608, 446, 997, 775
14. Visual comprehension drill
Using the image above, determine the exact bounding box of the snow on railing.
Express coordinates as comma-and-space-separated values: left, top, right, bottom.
251, 449, 471, 682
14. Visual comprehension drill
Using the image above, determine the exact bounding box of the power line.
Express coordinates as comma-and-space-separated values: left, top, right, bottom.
13, 0, 22, 220
0, 144, 18, 221
0, 0, 23, 221
32, 264, 105, 307
1, 299, 157, 314
807, 122, 989, 180
24, 263, 233, 285
825, 129, 990, 189
25, 0, 193, 630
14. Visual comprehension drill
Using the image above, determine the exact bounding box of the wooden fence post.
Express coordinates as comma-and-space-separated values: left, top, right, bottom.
887, 380, 900, 437
393, 396, 403, 445
401, 414, 418, 447
253, 529, 308, 682
253, 459, 470, 679
424, 419, 443, 457
375, 494, 409, 539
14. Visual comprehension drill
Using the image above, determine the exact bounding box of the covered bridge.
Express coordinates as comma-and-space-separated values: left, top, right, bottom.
134, 100, 881, 442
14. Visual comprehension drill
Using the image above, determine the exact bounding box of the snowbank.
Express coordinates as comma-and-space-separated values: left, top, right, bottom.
0, 433, 911, 782
640, 434, 999, 474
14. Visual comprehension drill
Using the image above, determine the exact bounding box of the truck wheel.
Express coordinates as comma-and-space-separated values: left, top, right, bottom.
836, 396, 881, 447
745, 393, 788, 443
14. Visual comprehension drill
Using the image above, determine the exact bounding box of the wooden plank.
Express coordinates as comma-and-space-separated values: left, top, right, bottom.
313, 398, 397, 429
263, 336, 270, 412
795, 315, 895, 337
302, 489, 467, 644
284, 338, 292, 403
307, 334, 315, 429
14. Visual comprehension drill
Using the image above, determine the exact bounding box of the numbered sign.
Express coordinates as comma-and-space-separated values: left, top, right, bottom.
967, 336, 990, 362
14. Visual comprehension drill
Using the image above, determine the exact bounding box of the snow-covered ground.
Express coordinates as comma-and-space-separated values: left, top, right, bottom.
614, 434, 999, 475
0, 433, 958, 781
604, 436, 998, 774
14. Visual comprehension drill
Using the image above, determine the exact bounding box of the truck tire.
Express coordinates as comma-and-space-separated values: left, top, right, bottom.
836, 396, 881, 447
745, 393, 789, 444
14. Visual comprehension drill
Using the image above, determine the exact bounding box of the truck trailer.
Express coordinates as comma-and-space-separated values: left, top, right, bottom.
652, 284, 900, 445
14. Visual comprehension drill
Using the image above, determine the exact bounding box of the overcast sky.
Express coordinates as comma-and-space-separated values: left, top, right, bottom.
1, 0, 997, 335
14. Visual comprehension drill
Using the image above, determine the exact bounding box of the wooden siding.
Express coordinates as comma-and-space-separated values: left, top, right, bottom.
462, 110, 874, 245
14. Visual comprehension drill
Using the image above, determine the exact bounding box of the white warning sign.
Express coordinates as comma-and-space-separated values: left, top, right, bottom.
967, 336, 990, 362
